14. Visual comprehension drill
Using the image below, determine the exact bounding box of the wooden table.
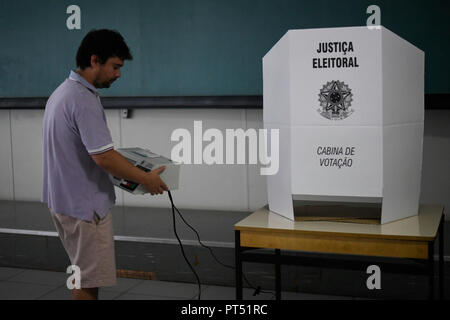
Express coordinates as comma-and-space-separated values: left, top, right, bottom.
234, 204, 445, 300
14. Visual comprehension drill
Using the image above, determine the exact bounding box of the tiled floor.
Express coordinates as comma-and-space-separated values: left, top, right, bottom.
0, 266, 354, 300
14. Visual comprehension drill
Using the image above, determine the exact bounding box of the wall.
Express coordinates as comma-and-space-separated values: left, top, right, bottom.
1, 0, 450, 96
0, 108, 267, 212
0, 108, 448, 219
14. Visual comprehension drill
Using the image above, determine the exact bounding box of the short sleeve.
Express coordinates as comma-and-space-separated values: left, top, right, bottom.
75, 101, 114, 155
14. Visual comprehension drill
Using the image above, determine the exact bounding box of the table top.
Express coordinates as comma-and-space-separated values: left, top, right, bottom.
235, 204, 444, 241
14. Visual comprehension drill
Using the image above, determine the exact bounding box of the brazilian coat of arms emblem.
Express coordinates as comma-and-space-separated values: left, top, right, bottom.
318, 80, 354, 120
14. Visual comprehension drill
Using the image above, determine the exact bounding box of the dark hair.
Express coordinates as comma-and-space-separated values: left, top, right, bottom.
76, 29, 133, 70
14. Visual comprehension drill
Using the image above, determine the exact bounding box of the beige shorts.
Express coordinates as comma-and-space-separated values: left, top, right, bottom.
50, 210, 116, 288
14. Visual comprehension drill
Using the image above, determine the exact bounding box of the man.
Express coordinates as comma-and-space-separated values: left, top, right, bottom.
42, 29, 168, 300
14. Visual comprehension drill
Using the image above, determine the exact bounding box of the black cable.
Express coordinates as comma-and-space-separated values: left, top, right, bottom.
168, 191, 201, 300
174, 201, 273, 297
173, 204, 234, 269
168, 191, 276, 299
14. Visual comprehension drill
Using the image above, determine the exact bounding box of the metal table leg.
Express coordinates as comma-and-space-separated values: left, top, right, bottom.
428, 241, 435, 300
235, 230, 243, 300
275, 249, 281, 300
439, 214, 444, 300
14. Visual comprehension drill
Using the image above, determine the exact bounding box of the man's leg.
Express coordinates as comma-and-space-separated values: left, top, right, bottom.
50, 209, 116, 300
72, 288, 99, 300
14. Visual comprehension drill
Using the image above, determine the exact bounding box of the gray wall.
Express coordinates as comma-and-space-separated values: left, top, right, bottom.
0, 108, 448, 220
421, 109, 450, 213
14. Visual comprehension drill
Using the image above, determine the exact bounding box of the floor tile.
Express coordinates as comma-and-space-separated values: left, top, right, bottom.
200, 285, 274, 300
0, 267, 362, 300
281, 291, 353, 300
0, 281, 57, 300
37, 285, 72, 300
199, 285, 235, 300
115, 293, 186, 300
128, 280, 200, 299
0, 267, 26, 281
7, 269, 67, 286
37, 284, 127, 300
102, 277, 144, 293
100, 290, 123, 300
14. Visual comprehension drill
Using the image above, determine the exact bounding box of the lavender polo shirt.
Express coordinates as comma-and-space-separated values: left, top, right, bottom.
42, 70, 116, 221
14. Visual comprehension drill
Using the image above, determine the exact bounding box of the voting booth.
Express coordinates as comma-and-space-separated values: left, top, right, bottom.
263, 26, 424, 224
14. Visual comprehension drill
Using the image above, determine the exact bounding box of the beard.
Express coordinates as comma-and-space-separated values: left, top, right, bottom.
94, 79, 115, 89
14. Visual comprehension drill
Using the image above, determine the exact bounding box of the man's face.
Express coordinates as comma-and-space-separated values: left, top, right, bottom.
93, 56, 124, 89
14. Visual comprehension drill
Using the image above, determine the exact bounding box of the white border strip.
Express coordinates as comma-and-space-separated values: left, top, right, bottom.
0, 228, 58, 237
114, 235, 234, 248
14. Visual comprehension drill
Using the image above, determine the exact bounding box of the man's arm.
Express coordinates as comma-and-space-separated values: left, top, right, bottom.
91, 149, 168, 195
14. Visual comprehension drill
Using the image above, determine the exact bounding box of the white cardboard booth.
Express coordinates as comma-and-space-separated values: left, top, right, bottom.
263, 26, 424, 224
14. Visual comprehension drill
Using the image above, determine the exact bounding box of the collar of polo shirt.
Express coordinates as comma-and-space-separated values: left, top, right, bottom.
69, 70, 99, 96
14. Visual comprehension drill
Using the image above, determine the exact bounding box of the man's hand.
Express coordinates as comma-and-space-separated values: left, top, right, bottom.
91, 150, 169, 195
141, 166, 169, 195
